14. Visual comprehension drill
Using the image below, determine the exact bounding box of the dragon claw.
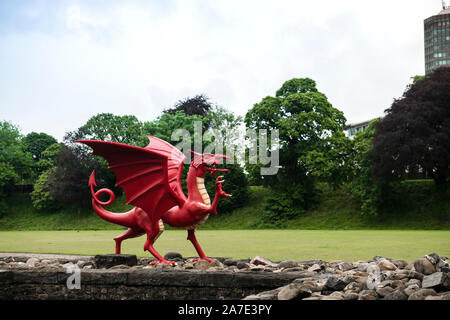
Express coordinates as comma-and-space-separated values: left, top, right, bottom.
151, 259, 177, 266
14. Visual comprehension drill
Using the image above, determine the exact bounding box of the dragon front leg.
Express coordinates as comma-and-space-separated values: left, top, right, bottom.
187, 229, 213, 262
210, 176, 231, 215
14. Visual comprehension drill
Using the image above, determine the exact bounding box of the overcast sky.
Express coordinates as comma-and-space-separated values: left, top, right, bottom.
0, 0, 444, 141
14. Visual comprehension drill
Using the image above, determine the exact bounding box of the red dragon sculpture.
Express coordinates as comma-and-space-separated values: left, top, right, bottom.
77, 136, 231, 265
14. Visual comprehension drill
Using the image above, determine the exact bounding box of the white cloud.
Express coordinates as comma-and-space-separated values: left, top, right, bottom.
0, 0, 443, 140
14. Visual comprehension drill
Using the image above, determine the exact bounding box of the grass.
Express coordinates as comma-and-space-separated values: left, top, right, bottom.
0, 230, 448, 262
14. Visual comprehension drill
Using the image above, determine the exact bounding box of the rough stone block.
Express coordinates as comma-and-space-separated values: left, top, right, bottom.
94, 254, 137, 269
422, 272, 450, 290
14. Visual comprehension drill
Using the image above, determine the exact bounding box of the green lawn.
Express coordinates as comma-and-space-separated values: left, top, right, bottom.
0, 230, 448, 262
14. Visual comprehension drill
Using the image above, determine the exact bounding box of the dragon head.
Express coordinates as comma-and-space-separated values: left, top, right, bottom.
190, 151, 231, 176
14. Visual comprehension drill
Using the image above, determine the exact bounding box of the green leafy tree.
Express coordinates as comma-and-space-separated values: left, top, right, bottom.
245, 78, 348, 220
35, 143, 62, 172
76, 113, 146, 147
349, 119, 387, 215
0, 121, 33, 216
24, 132, 57, 162
145, 107, 249, 213
144, 110, 207, 144
30, 168, 61, 212
63, 113, 146, 192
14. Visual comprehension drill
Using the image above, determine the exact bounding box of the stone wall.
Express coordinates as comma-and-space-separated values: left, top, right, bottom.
1, 252, 449, 300
0, 254, 307, 300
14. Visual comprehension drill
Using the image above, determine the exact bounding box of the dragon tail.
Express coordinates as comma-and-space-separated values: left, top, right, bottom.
89, 170, 136, 228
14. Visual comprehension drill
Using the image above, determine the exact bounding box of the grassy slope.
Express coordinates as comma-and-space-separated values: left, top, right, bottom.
1, 181, 449, 231
0, 229, 448, 262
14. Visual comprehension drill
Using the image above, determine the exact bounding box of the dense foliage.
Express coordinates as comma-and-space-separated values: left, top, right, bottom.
371, 67, 450, 191
245, 78, 350, 222
0, 121, 33, 216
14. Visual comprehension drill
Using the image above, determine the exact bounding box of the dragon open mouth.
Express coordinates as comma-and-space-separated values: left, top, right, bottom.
204, 164, 228, 176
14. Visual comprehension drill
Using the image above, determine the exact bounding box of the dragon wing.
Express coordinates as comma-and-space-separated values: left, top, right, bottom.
77, 136, 187, 222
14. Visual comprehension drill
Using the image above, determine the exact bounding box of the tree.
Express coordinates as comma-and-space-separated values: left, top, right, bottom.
24, 132, 57, 162
164, 94, 212, 117
143, 110, 207, 144
74, 113, 146, 147
63, 113, 147, 192
245, 78, 348, 215
371, 67, 450, 191
36, 143, 62, 173
145, 108, 249, 212
47, 144, 100, 215
30, 167, 61, 212
349, 119, 387, 215
0, 121, 33, 216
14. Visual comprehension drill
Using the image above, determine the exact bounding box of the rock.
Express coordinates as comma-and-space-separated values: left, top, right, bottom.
422, 272, 450, 290
250, 266, 266, 272
236, 261, 249, 270
392, 260, 408, 269
404, 263, 415, 271
94, 254, 137, 269
344, 292, 359, 300
325, 276, 347, 291
440, 292, 450, 300
307, 264, 322, 272
376, 286, 394, 297
321, 296, 343, 300
223, 258, 239, 266
302, 280, 324, 292
243, 288, 282, 300
110, 264, 129, 269
384, 288, 408, 300
413, 258, 436, 275
209, 259, 224, 268
425, 296, 442, 300
424, 253, 440, 265
404, 287, 419, 296
76, 260, 91, 268
408, 288, 437, 300
278, 284, 312, 300
406, 278, 421, 288
437, 259, 450, 273
277, 260, 297, 269
377, 260, 397, 271
338, 262, 354, 272
26, 258, 39, 268
193, 259, 210, 270
358, 289, 378, 300
164, 252, 182, 261
391, 280, 406, 289
402, 270, 424, 280
344, 281, 364, 293
250, 256, 278, 268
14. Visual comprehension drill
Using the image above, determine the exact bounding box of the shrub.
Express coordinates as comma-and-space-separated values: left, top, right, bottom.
30, 168, 61, 212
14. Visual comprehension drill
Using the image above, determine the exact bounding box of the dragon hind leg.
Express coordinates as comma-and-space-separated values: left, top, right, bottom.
142, 219, 175, 265
113, 228, 144, 254
187, 229, 213, 262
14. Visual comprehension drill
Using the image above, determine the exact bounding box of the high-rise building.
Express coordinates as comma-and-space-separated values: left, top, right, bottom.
424, 2, 450, 74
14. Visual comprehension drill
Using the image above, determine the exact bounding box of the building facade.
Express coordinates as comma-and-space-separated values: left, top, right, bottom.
344, 118, 380, 138
424, 6, 450, 74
